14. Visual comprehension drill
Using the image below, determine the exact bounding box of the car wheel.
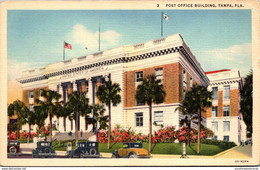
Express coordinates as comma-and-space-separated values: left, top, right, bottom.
89, 148, 97, 156
112, 153, 117, 158
45, 148, 51, 153
9, 146, 17, 153
128, 153, 137, 158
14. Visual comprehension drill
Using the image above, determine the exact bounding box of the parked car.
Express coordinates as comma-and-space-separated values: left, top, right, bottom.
66, 141, 100, 158
112, 142, 150, 158
245, 138, 252, 145
7, 140, 22, 156
32, 141, 56, 158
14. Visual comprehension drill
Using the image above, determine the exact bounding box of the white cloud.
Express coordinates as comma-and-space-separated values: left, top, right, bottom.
67, 24, 121, 51
205, 43, 251, 61
7, 59, 33, 81
101, 30, 121, 45
195, 43, 252, 77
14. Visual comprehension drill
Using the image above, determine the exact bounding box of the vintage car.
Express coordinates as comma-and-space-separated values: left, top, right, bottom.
112, 142, 150, 158
32, 141, 56, 158
66, 141, 100, 158
7, 140, 22, 156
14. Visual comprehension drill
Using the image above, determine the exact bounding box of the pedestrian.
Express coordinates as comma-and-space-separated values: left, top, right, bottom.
81, 129, 83, 137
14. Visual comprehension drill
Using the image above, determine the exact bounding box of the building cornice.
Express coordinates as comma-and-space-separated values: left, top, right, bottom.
18, 34, 207, 86
18, 46, 181, 84
209, 77, 242, 86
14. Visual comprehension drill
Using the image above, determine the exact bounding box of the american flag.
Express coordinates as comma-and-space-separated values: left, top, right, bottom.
64, 41, 72, 50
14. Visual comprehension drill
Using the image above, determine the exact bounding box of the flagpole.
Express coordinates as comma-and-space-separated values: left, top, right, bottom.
99, 18, 101, 51
63, 41, 65, 61
161, 12, 163, 37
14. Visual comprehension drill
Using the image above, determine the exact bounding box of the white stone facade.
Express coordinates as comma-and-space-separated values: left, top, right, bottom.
18, 33, 209, 136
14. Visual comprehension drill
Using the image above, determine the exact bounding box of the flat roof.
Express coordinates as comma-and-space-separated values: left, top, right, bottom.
205, 69, 230, 75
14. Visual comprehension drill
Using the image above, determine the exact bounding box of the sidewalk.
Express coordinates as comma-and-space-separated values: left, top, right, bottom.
20, 143, 252, 159
213, 144, 252, 159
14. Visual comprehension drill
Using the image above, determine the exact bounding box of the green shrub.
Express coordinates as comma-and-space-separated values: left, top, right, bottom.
19, 139, 33, 143
201, 139, 236, 148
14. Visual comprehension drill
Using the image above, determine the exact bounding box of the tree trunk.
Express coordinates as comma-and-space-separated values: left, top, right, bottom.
107, 102, 111, 149
197, 108, 201, 154
17, 120, 20, 140
27, 124, 31, 143
149, 104, 152, 154
188, 121, 191, 146
50, 113, 53, 143
95, 116, 98, 142
37, 125, 40, 137
188, 127, 190, 146
75, 112, 79, 144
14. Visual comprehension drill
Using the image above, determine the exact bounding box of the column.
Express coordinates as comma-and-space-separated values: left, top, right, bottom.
61, 83, 68, 132
88, 79, 93, 105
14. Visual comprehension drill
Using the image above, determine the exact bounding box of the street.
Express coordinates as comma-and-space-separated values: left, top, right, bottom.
7, 144, 252, 159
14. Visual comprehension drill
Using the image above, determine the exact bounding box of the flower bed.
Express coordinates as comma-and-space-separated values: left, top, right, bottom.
98, 125, 215, 144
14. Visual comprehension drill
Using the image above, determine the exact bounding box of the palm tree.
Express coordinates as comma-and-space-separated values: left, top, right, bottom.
88, 104, 107, 141
36, 89, 62, 142
26, 109, 36, 142
135, 74, 166, 154
8, 100, 28, 139
96, 80, 121, 149
55, 101, 71, 133
33, 105, 48, 136
183, 85, 212, 154
65, 91, 91, 143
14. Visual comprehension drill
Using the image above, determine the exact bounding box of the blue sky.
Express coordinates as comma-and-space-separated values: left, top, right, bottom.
7, 10, 252, 80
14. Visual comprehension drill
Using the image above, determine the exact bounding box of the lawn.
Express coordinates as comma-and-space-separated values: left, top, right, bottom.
99, 143, 233, 156
52, 141, 234, 156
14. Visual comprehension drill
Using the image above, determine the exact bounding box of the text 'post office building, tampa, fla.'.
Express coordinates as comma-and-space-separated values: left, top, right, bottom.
17, 33, 246, 144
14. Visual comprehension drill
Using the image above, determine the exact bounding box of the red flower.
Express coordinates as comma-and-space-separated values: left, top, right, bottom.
192, 136, 197, 140
179, 136, 186, 141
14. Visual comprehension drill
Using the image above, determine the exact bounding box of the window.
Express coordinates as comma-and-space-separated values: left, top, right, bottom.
213, 136, 218, 140
29, 91, 34, 98
135, 113, 143, 127
136, 100, 145, 106
190, 77, 193, 88
211, 121, 218, 132
224, 85, 230, 99
85, 115, 89, 130
183, 70, 187, 88
135, 72, 143, 82
155, 68, 163, 82
223, 136, 229, 141
71, 119, 73, 130
154, 111, 163, 124
183, 70, 187, 83
183, 70, 187, 98
29, 104, 34, 111
212, 106, 218, 117
223, 106, 230, 116
223, 121, 230, 132
212, 87, 218, 100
